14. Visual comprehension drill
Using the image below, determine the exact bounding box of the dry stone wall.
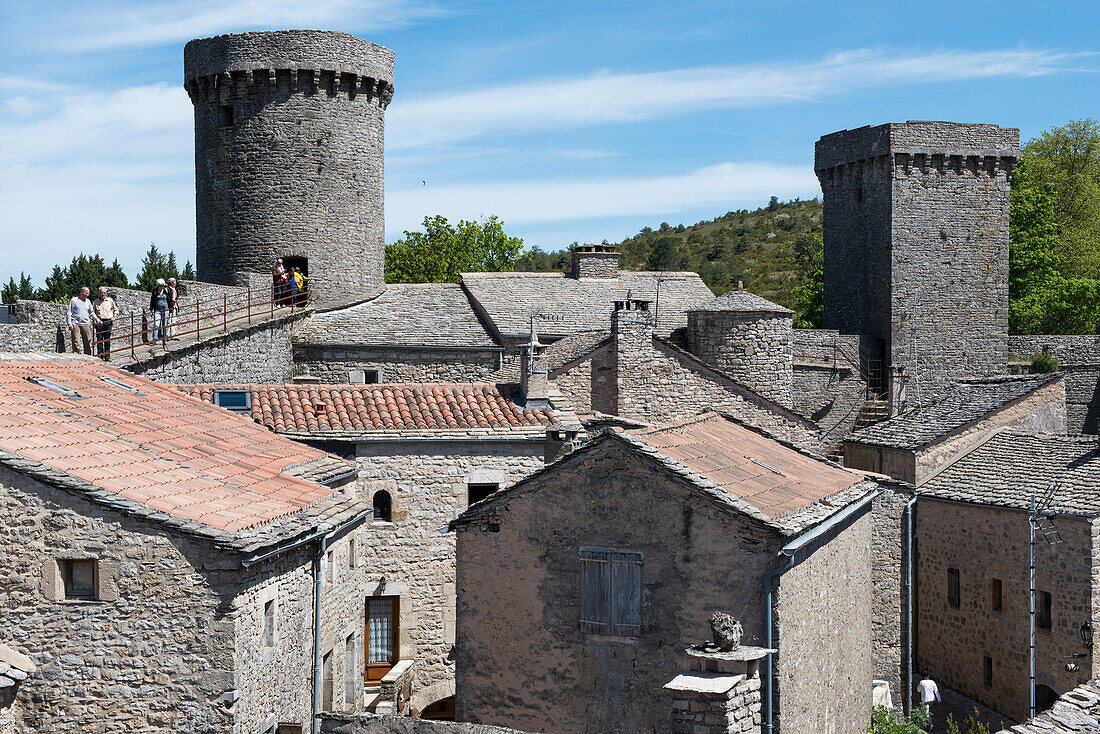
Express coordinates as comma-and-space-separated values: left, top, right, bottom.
687, 310, 793, 407
1008, 335, 1100, 433
186, 31, 394, 305
869, 489, 912, 714
320, 713, 526, 733
792, 329, 867, 444
354, 441, 545, 713
294, 345, 499, 384
548, 341, 616, 414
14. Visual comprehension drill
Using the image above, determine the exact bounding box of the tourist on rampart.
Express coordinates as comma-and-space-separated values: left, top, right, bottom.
166, 278, 178, 339
66, 287, 98, 355
149, 279, 174, 341
273, 258, 289, 305
291, 267, 307, 306
92, 287, 119, 360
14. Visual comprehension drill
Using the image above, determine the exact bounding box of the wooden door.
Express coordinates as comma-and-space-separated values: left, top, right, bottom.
365, 596, 398, 683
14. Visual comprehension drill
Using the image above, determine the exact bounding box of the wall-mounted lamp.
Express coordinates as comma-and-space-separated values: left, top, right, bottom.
1080, 621, 1093, 649
379, 576, 387, 590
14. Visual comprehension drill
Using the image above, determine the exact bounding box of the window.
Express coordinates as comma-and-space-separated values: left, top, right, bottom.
28, 376, 78, 398
372, 490, 392, 522
61, 559, 96, 600
326, 549, 336, 586
99, 376, 144, 395
947, 567, 960, 609
579, 547, 642, 637
365, 597, 399, 683
263, 600, 275, 648
213, 389, 252, 414
983, 656, 993, 687
1038, 590, 1053, 630
344, 633, 357, 704
364, 370, 380, 384
277, 725, 303, 734
467, 483, 499, 506
218, 105, 234, 127
348, 535, 357, 570
990, 578, 1003, 613
322, 650, 334, 709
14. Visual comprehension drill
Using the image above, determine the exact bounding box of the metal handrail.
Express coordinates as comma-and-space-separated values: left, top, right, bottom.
85, 283, 312, 359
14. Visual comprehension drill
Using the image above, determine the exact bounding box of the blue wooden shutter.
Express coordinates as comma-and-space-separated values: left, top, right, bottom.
580, 547, 610, 634
609, 550, 642, 636
580, 547, 642, 636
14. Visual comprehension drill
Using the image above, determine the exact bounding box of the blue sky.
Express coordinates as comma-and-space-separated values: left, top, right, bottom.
1, 0, 1097, 283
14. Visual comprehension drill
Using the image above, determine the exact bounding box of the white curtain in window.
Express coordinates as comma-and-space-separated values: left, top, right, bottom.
368, 600, 393, 663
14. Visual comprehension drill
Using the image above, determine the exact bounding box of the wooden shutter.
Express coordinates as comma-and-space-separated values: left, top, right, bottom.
580, 547, 642, 636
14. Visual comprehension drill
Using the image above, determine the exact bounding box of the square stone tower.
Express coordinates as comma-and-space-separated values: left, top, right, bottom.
815, 121, 1019, 400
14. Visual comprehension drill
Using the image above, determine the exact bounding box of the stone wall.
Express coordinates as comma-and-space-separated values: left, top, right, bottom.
817, 122, 1017, 395
0, 325, 61, 354
775, 511, 872, 734
0, 465, 237, 732
1008, 335, 1100, 434
355, 440, 545, 713
454, 440, 871, 734
294, 345, 500, 384
792, 329, 868, 445
869, 488, 912, 714
687, 310, 793, 407
611, 304, 821, 452
320, 712, 527, 733
844, 444, 916, 484
548, 341, 615, 414
915, 499, 1095, 723
123, 312, 300, 383
186, 30, 394, 305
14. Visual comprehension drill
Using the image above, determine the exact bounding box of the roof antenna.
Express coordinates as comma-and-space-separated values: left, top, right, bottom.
1028, 481, 1063, 719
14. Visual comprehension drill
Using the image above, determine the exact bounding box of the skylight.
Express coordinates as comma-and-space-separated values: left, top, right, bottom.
27, 376, 78, 398
99, 376, 145, 395
213, 389, 252, 414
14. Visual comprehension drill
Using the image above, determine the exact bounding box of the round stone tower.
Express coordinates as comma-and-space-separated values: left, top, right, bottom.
687, 287, 794, 407
185, 30, 394, 305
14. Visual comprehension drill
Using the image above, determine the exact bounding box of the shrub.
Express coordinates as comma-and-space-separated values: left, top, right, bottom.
1031, 350, 1060, 373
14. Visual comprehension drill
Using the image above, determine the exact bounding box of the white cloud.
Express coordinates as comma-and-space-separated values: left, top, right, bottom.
387, 47, 1089, 148
52, 0, 442, 52
386, 161, 820, 235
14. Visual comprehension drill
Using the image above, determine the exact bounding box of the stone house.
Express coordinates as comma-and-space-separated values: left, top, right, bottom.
915, 431, 1100, 723
181, 379, 580, 718
0, 354, 373, 733
451, 411, 881, 734
844, 374, 1065, 485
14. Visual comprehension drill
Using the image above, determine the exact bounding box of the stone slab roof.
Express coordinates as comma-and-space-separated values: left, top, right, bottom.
295, 283, 499, 349
180, 383, 560, 440
689, 289, 792, 314
629, 413, 867, 524
460, 271, 714, 340
846, 374, 1061, 450
454, 412, 875, 536
0, 354, 359, 542
920, 431, 1100, 517
0, 643, 35, 689
493, 330, 611, 382
997, 680, 1100, 733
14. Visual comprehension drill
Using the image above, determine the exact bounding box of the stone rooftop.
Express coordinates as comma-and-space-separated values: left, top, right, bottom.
460, 270, 714, 340
996, 680, 1100, 733
295, 283, 499, 348
846, 373, 1062, 450
689, 288, 793, 314
493, 330, 611, 382
181, 382, 563, 440
920, 431, 1100, 517
0, 354, 359, 544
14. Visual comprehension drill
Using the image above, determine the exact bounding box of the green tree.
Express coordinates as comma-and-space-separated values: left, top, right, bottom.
1, 273, 35, 304
181, 260, 196, 280
134, 243, 184, 291
384, 215, 524, 283
647, 236, 689, 271
783, 233, 824, 328
34, 254, 128, 302
1022, 118, 1100, 277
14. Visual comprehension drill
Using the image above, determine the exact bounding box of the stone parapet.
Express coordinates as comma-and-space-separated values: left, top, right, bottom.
665, 646, 773, 734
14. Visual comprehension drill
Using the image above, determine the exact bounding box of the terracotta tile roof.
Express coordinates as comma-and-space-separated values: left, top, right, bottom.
178, 383, 559, 438
0, 355, 355, 537
629, 413, 865, 522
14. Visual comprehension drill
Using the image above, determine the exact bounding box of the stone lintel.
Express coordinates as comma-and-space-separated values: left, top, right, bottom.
664, 671, 745, 695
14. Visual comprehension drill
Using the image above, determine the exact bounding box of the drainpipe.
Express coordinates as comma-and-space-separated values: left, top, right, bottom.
763, 489, 881, 732
904, 492, 918, 716
311, 533, 329, 734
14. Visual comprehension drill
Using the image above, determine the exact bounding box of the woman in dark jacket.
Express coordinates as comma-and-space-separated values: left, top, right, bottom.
149, 278, 174, 341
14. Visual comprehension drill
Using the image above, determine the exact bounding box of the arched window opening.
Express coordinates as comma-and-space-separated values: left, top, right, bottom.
372, 490, 392, 522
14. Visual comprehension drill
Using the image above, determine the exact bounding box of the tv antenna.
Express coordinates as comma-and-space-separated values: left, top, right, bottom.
1029, 481, 1063, 719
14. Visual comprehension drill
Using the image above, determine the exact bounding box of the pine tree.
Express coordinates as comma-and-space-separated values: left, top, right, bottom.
1, 273, 35, 304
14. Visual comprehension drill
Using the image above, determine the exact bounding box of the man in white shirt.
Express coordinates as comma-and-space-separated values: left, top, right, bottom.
66, 287, 99, 355
917, 673, 941, 730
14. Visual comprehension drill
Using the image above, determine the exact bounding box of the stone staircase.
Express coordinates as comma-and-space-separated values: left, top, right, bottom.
853, 397, 891, 430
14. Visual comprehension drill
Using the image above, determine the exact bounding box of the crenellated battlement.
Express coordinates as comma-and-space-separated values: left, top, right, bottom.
816, 151, 1016, 185
184, 68, 394, 108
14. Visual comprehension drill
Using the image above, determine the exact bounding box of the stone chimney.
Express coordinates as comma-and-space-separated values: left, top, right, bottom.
612, 298, 655, 421
520, 318, 549, 408
544, 423, 583, 463
571, 244, 620, 279
664, 643, 774, 734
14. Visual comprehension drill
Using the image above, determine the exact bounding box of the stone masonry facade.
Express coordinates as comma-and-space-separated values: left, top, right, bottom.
816, 122, 1018, 396
354, 440, 545, 713
915, 499, 1098, 723
186, 31, 394, 305
1009, 335, 1100, 434
687, 309, 793, 408
295, 346, 500, 384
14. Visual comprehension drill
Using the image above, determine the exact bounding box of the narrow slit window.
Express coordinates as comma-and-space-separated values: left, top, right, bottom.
983, 656, 993, 687
947, 567, 960, 609
990, 578, 1003, 612
263, 599, 275, 648
1038, 590, 1052, 630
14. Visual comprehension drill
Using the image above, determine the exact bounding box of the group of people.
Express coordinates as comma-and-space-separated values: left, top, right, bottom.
65, 286, 120, 360
65, 278, 179, 359
272, 258, 308, 307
